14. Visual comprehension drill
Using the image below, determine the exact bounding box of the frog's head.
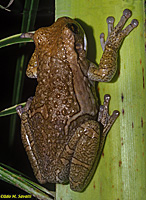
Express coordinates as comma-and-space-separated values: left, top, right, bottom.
29, 17, 87, 63
62, 17, 87, 52
57, 17, 87, 62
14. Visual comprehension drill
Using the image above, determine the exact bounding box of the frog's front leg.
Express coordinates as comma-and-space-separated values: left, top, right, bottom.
26, 50, 38, 78
21, 33, 38, 79
16, 97, 46, 184
68, 95, 119, 192
88, 9, 138, 82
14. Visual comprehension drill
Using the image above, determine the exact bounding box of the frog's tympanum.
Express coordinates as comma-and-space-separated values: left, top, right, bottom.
16, 9, 138, 191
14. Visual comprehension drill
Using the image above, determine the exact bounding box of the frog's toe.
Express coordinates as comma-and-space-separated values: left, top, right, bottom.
100, 16, 114, 51
106, 16, 114, 35
100, 33, 105, 51
16, 105, 23, 118
25, 97, 33, 110
27, 96, 33, 102
98, 94, 120, 136
131, 19, 139, 27
114, 9, 137, 35
123, 9, 132, 19
20, 32, 34, 39
122, 18, 139, 36
98, 94, 111, 126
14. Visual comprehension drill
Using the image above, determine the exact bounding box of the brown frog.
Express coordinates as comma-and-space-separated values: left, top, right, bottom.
16, 9, 138, 192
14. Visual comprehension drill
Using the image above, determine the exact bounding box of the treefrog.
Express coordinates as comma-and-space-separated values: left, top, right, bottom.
16, 9, 138, 191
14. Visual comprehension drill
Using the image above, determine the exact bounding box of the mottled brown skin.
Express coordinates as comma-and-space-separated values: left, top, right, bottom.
16, 10, 138, 192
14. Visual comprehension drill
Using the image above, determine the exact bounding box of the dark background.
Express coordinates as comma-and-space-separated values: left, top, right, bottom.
0, 0, 55, 196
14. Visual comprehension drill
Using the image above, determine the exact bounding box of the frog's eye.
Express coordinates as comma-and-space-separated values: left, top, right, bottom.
67, 23, 79, 34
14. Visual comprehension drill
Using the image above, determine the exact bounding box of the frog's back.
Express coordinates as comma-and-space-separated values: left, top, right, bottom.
28, 53, 97, 182
29, 57, 79, 142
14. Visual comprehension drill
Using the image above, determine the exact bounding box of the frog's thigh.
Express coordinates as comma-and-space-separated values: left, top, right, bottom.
69, 120, 100, 192
20, 111, 46, 184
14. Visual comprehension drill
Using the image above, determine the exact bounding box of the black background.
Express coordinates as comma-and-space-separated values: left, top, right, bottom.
0, 0, 55, 196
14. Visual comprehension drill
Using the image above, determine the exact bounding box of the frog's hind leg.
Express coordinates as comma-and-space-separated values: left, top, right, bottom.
16, 98, 46, 184
69, 120, 101, 192
69, 94, 119, 192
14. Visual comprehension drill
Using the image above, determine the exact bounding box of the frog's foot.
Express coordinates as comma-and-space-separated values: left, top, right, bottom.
98, 94, 120, 136
88, 10, 138, 82
100, 9, 139, 51
16, 97, 33, 118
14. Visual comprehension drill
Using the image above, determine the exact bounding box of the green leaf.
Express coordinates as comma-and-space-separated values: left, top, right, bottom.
0, 5, 11, 12
1, 0, 56, 198
0, 33, 33, 49
0, 163, 55, 200
55, 0, 146, 199
0, 103, 26, 117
